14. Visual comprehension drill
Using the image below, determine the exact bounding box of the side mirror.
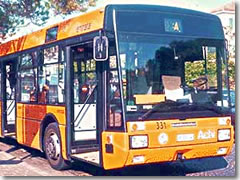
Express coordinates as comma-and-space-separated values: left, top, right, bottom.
93, 36, 108, 61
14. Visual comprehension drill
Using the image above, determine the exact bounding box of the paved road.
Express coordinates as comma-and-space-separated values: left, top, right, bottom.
0, 137, 235, 176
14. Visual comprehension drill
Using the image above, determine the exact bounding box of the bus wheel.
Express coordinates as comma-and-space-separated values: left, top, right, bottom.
44, 122, 70, 170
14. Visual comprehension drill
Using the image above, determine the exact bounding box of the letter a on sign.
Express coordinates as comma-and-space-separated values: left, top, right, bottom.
174, 22, 180, 32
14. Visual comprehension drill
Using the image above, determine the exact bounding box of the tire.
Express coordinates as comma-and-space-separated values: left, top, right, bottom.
43, 122, 71, 170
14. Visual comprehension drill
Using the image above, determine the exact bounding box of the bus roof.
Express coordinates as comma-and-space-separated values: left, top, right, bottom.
104, 4, 224, 40
105, 4, 220, 18
0, 8, 105, 57
0, 4, 224, 58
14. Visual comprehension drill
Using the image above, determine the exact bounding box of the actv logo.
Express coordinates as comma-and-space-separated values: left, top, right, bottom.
198, 130, 215, 140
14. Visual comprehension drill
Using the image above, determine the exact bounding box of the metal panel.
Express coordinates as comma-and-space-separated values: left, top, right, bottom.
6, 100, 15, 124
74, 104, 96, 141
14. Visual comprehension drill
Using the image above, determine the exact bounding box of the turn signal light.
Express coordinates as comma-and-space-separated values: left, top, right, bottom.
218, 117, 231, 125
106, 135, 113, 144
130, 122, 145, 132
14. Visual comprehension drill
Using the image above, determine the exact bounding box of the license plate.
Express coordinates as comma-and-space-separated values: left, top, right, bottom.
177, 134, 194, 142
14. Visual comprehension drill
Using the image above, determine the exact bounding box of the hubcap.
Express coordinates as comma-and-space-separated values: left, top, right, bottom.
46, 133, 60, 160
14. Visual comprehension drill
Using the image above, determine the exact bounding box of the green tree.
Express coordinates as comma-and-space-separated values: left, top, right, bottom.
185, 61, 205, 86
0, 0, 96, 41
228, 60, 235, 89
185, 55, 235, 90
0, 0, 50, 40
50, 0, 96, 14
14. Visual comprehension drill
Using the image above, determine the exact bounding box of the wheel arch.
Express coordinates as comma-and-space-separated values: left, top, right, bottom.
40, 113, 59, 152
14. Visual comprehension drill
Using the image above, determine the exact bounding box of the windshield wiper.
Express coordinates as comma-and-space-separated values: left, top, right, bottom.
190, 103, 226, 114
138, 101, 225, 121
138, 107, 156, 120
138, 100, 181, 120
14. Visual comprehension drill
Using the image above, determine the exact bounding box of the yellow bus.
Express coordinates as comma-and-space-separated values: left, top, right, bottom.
0, 5, 234, 170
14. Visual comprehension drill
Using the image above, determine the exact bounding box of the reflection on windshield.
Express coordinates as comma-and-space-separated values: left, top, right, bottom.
117, 34, 226, 120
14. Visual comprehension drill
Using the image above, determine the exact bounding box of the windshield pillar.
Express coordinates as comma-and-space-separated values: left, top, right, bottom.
216, 47, 223, 105
112, 9, 126, 131
223, 47, 232, 108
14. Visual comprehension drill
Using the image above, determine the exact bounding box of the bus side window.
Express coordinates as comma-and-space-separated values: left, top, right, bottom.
19, 53, 37, 103
58, 63, 65, 103
39, 46, 65, 104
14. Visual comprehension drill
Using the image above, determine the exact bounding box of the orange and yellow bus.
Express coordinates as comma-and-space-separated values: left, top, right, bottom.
0, 4, 234, 170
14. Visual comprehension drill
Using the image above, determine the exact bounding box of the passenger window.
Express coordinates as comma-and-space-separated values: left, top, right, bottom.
58, 63, 65, 103
39, 46, 65, 104
39, 64, 58, 104
44, 46, 59, 64
20, 68, 37, 102
19, 52, 38, 102
21, 52, 37, 68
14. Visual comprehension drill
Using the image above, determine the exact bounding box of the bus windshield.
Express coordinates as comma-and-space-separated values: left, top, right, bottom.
115, 33, 228, 121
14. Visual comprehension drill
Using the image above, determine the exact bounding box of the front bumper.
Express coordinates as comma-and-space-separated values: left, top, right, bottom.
125, 141, 233, 166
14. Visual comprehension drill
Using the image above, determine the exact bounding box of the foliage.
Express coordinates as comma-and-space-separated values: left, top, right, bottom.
50, 0, 96, 14
223, 26, 235, 59
0, 0, 97, 41
0, 0, 50, 39
185, 61, 205, 87
228, 60, 235, 89
185, 53, 235, 90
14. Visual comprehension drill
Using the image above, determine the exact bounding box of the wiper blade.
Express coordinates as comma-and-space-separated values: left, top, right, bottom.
138, 107, 156, 120
138, 100, 183, 120
183, 103, 224, 114
138, 101, 224, 121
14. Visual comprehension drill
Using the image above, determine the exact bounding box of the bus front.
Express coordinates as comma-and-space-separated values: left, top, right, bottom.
101, 5, 234, 170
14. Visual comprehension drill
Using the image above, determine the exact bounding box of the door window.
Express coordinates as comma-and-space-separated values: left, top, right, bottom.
73, 43, 97, 104
72, 42, 97, 142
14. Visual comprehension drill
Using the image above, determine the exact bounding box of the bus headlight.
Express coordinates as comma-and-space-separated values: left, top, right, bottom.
130, 135, 148, 149
218, 129, 231, 141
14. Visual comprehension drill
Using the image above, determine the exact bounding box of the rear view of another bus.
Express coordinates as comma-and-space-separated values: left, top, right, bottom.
99, 5, 234, 170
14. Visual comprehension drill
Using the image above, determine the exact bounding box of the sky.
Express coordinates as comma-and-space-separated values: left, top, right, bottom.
96, 0, 234, 12
44, 0, 235, 26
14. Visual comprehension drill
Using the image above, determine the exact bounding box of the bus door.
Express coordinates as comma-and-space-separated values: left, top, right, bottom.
2, 60, 17, 136
71, 43, 98, 147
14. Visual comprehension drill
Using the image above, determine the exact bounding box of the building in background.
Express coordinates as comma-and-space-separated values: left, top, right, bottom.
211, 1, 235, 59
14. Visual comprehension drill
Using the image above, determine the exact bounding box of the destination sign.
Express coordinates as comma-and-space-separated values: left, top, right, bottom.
164, 18, 183, 33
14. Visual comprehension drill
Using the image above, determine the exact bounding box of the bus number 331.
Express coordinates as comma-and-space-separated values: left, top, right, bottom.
156, 122, 167, 129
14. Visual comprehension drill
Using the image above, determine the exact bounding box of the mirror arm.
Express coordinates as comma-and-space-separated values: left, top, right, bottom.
99, 30, 103, 51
